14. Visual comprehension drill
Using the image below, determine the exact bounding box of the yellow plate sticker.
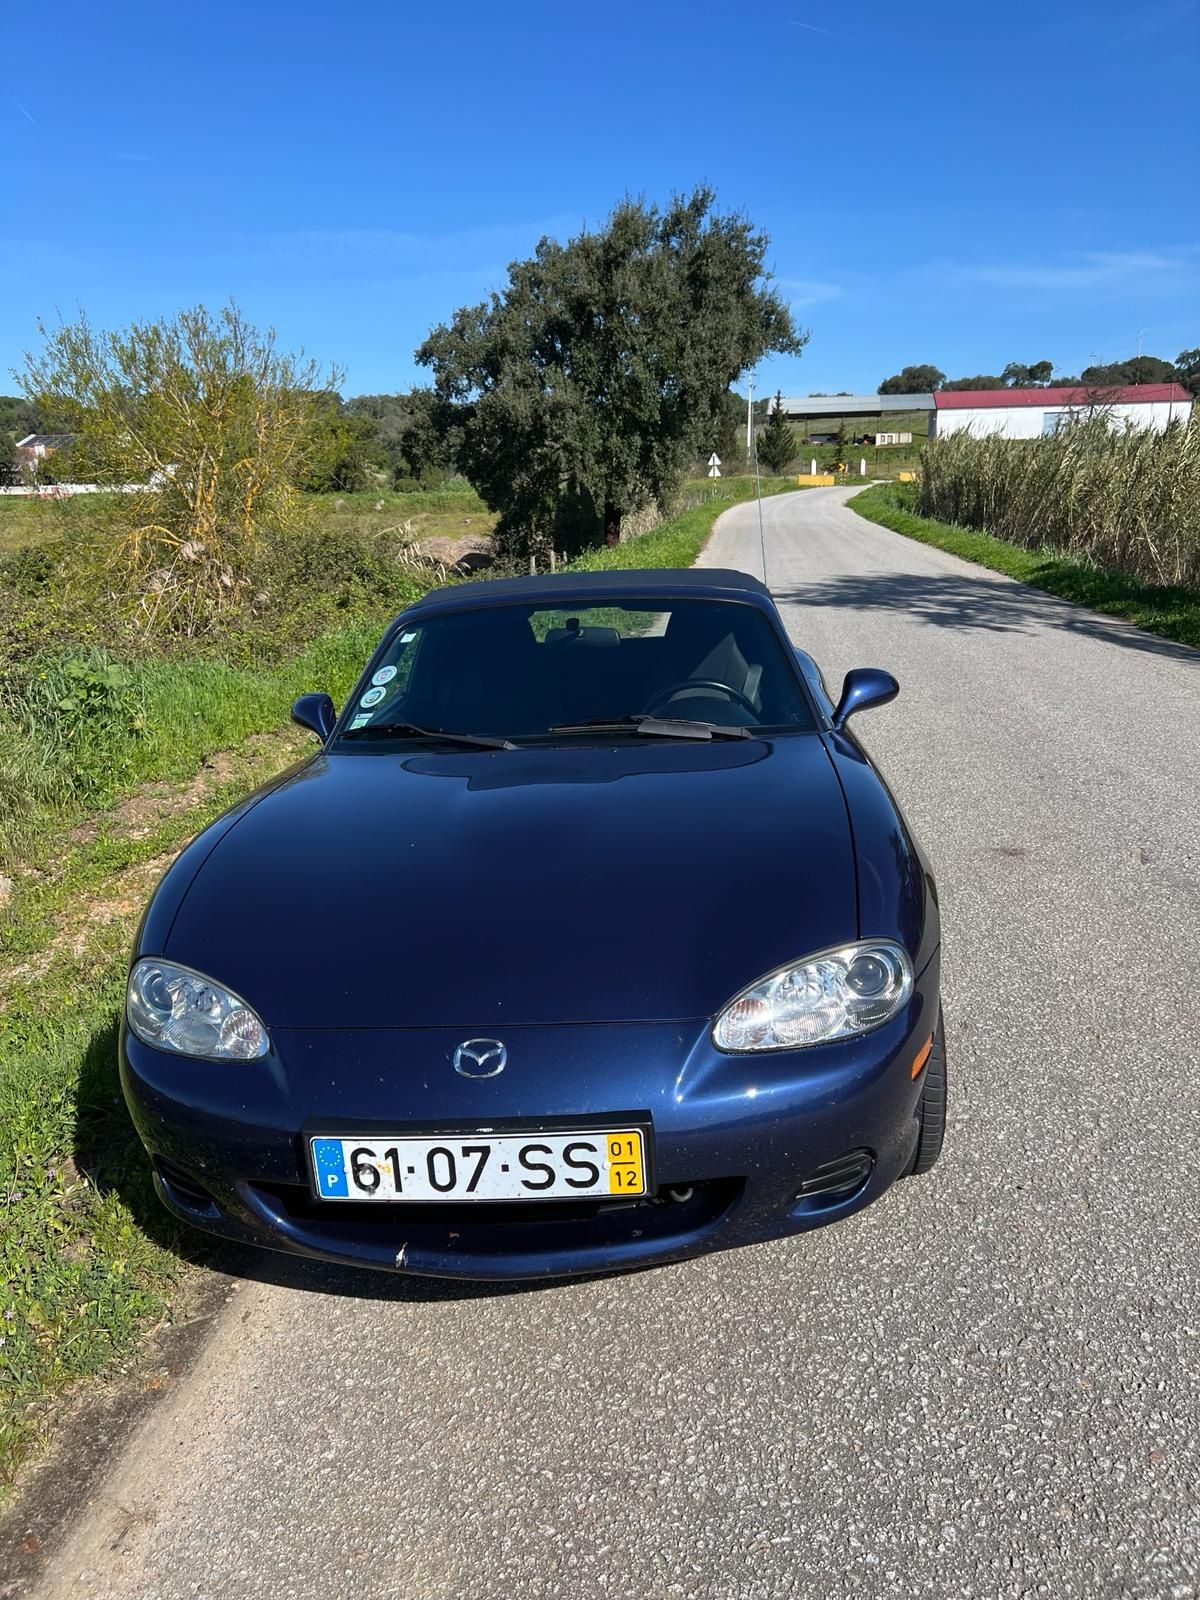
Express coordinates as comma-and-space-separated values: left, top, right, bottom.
606, 1130, 645, 1195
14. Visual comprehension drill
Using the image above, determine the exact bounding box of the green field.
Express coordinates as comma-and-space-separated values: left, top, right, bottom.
0, 495, 64, 556
310, 482, 495, 552
0, 483, 496, 561
780, 408, 929, 478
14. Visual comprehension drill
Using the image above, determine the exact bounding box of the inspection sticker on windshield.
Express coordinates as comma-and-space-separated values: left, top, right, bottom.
309, 1127, 646, 1203
349, 713, 371, 729
359, 686, 387, 708
371, 665, 397, 686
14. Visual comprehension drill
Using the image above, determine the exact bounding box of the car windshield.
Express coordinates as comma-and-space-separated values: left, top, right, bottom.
338, 598, 815, 743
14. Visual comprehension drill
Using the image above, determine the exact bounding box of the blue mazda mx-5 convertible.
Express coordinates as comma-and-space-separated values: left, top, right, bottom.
121, 567, 945, 1280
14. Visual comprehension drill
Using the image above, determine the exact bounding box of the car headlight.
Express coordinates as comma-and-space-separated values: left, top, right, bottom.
126, 958, 269, 1061
713, 940, 914, 1052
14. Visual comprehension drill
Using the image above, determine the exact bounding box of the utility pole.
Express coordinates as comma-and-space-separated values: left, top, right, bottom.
746, 377, 754, 464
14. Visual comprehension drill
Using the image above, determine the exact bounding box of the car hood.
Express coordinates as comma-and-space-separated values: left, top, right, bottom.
162, 739, 856, 1027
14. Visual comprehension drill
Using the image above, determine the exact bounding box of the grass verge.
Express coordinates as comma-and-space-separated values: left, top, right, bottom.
848, 482, 1200, 651
0, 473, 798, 1491
570, 476, 795, 571
0, 729, 308, 1487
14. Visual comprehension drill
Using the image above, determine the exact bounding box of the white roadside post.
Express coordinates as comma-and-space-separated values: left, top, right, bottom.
707, 452, 721, 479
811, 458, 817, 475
860, 458, 866, 476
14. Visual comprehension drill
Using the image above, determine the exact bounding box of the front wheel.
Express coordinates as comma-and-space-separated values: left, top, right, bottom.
907, 1011, 947, 1176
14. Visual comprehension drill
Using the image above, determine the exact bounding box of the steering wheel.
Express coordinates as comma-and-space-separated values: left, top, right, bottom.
643, 678, 758, 718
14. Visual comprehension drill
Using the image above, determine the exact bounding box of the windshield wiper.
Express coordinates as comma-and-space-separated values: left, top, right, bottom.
351, 720, 516, 750
547, 714, 749, 741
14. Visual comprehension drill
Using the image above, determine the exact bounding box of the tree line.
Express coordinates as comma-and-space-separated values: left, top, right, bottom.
879, 352, 1200, 396
8, 187, 804, 605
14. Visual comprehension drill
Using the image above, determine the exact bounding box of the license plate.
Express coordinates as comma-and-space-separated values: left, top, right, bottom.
309, 1128, 647, 1203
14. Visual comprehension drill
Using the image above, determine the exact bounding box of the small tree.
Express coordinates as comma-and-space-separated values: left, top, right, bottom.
756, 393, 797, 474
301, 395, 382, 492
1174, 348, 1200, 396
942, 374, 1006, 391
1003, 360, 1055, 387
878, 364, 945, 395
1080, 354, 1177, 387
705, 388, 747, 472
22, 303, 334, 631
833, 419, 850, 468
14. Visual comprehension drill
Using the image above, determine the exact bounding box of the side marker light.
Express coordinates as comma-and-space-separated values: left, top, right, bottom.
910, 1036, 934, 1079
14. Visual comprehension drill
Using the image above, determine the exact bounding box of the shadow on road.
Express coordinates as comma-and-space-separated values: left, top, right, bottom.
773, 569, 1199, 664
242, 1248, 593, 1303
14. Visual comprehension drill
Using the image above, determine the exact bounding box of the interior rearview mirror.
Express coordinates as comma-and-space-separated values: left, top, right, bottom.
832, 668, 899, 730
291, 692, 336, 742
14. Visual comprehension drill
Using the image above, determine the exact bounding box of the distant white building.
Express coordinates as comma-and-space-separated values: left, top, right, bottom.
929, 383, 1192, 439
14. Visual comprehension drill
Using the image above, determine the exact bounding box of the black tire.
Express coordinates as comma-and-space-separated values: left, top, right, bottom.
907, 1010, 947, 1176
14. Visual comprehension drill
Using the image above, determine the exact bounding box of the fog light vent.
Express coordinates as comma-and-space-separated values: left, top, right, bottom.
795, 1148, 874, 1204
156, 1157, 218, 1214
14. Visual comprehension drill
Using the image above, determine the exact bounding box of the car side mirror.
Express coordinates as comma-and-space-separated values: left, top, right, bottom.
832, 668, 899, 730
291, 692, 336, 742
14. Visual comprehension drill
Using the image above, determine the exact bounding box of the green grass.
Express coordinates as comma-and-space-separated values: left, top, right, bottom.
307, 482, 495, 553
0, 484, 495, 561
0, 729, 313, 1487
315, 483, 494, 557
848, 482, 1200, 651
0, 612, 419, 865
0, 495, 66, 555
568, 476, 796, 572
0, 471, 799, 1491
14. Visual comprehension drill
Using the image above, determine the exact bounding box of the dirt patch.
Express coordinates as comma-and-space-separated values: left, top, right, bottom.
110, 749, 242, 840
416, 532, 493, 573
0, 852, 177, 988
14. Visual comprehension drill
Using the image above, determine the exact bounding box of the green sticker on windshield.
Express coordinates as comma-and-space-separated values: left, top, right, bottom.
349, 713, 371, 729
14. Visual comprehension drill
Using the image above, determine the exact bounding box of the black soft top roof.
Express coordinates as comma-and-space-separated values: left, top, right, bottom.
400, 566, 771, 622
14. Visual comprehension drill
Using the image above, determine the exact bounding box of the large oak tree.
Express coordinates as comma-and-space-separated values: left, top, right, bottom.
415, 189, 805, 558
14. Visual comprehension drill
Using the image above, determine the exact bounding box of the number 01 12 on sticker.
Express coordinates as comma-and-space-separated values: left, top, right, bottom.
310, 1128, 647, 1203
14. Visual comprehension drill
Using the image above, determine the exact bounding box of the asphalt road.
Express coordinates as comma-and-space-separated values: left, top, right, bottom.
32, 488, 1200, 1599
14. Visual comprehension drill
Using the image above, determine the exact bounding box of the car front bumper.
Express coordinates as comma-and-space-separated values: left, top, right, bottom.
120, 952, 940, 1280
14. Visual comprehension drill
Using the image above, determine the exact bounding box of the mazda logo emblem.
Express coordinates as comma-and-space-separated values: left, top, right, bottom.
453, 1038, 507, 1078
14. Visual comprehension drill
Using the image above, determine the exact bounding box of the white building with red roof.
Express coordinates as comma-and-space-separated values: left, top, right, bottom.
930, 383, 1192, 439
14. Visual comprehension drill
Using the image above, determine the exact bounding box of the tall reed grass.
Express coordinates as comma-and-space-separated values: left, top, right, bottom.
918, 414, 1200, 587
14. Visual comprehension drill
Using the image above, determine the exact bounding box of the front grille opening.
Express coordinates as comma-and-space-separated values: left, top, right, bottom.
156, 1157, 220, 1216
793, 1149, 874, 1211
251, 1176, 743, 1255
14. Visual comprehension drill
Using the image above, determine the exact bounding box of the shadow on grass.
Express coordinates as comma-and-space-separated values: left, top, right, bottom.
71, 1013, 580, 1307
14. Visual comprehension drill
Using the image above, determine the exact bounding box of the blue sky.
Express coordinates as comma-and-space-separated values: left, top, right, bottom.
3, 0, 1197, 400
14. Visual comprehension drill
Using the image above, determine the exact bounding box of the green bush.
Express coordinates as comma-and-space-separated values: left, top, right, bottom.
0, 517, 430, 857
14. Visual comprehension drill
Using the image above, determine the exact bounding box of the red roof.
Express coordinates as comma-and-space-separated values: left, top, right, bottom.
934, 383, 1190, 409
